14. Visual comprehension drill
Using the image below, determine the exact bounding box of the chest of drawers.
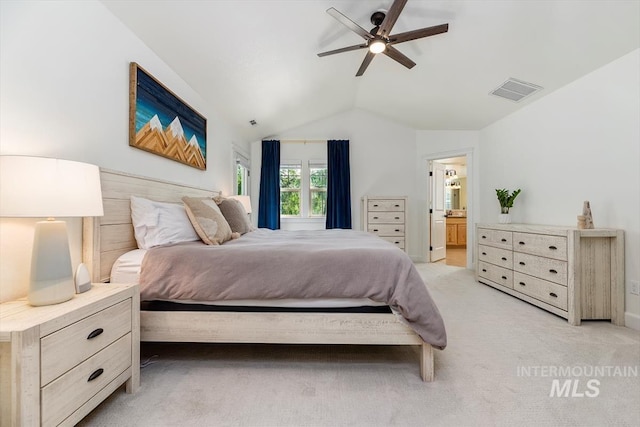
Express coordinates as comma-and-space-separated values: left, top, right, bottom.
0, 283, 139, 426
362, 196, 408, 252
476, 224, 624, 326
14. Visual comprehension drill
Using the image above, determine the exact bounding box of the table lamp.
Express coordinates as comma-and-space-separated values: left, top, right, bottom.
0, 156, 103, 306
228, 195, 252, 215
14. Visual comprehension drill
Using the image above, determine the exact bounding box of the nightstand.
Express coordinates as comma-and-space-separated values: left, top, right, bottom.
0, 283, 139, 426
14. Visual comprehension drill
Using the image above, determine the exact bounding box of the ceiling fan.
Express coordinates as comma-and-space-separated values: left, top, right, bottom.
317, 0, 449, 76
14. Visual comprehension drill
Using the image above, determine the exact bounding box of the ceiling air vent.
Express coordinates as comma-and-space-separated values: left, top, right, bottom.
490, 78, 543, 102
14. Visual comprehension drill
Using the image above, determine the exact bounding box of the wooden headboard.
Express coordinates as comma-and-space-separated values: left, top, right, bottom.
82, 169, 219, 283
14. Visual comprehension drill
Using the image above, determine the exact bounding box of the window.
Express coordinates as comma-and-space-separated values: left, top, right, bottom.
280, 162, 301, 216
309, 163, 327, 217
234, 151, 250, 196
279, 161, 326, 218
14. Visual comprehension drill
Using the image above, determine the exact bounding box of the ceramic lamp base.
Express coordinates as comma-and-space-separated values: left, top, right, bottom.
28, 219, 75, 306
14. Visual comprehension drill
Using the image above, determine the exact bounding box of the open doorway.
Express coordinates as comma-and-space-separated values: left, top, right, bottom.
429, 155, 469, 268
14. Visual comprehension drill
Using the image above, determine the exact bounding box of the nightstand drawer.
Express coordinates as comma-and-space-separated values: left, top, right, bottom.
41, 299, 132, 386
367, 199, 405, 212
41, 333, 132, 427
368, 224, 405, 236
514, 272, 568, 310
368, 212, 404, 223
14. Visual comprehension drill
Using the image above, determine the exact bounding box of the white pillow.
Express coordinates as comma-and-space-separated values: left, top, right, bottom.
130, 196, 199, 249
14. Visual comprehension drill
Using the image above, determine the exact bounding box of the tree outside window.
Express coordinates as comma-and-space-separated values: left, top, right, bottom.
309, 165, 327, 216
280, 164, 301, 216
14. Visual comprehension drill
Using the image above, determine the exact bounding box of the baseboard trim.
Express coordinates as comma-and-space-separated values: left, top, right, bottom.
624, 312, 640, 331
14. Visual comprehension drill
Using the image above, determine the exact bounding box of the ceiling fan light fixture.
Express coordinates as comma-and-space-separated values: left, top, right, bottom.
369, 39, 386, 54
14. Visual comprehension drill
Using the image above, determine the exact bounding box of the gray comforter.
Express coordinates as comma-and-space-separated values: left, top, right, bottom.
139, 229, 447, 349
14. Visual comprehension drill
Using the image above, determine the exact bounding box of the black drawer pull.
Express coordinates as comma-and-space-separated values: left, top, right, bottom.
395, 229, 400, 232
549, 292, 558, 298
501, 238, 507, 242
88, 368, 104, 382
373, 229, 379, 232
373, 204, 379, 207
501, 257, 507, 261
501, 276, 507, 280
519, 241, 525, 245
373, 216, 379, 219
395, 241, 400, 244
519, 261, 526, 266
394, 217, 400, 220
481, 235, 487, 239
482, 252, 487, 256
549, 245, 557, 250
87, 328, 104, 340
394, 204, 400, 207
549, 269, 558, 274
482, 269, 487, 272
519, 282, 526, 286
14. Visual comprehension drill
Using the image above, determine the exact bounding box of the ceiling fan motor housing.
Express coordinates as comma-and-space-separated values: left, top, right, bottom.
370, 10, 386, 27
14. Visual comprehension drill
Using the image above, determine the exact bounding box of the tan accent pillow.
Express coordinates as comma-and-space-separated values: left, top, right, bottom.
214, 196, 254, 235
182, 197, 233, 245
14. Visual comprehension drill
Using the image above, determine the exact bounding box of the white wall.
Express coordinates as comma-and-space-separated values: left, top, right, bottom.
251, 109, 420, 253
479, 49, 640, 327
0, 0, 244, 302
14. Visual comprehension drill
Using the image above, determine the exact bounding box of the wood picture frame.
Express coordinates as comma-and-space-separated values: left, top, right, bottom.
129, 62, 207, 170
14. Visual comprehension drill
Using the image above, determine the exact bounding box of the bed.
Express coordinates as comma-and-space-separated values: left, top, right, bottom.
83, 169, 446, 381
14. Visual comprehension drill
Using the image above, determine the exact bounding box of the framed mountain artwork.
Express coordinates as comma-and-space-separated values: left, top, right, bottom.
129, 62, 207, 170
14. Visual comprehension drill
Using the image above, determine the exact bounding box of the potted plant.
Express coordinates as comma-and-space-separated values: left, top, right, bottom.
495, 188, 521, 223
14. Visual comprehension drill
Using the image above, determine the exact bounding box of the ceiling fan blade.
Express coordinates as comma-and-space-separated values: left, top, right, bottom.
383, 45, 416, 69
355, 51, 376, 76
327, 8, 373, 40
377, 0, 408, 37
389, 23, 449, 45
317, 43, 368, 57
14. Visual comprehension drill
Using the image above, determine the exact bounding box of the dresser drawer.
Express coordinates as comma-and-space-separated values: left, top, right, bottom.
380, 236, 405, 249
367, 199, 405, 212
41, 333, 132, 427
368, 212, 404, 224
513, 232, 567, 261
368, 224, 405, 236
41, 299, 132, 386
514, 272, 568, 310
478, 245, 513, 269
478, 261, 513, 289
477, 228, 512, 249
513, 252, 568, 286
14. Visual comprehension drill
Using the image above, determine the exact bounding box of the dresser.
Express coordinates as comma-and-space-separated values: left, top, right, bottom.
0, 283, 139, 426
362, 196, 408, 252
476, 224, 624, 326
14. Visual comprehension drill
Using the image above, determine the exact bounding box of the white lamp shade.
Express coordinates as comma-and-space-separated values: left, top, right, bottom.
229, 195, 252, 214
0, 156, 103, 218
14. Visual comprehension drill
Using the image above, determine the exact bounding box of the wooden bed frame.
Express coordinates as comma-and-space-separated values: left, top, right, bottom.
83, 169, 435, 381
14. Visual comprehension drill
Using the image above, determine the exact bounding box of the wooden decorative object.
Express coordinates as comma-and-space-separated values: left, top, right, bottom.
582, 201, 594, 229
129, 63, 207, 170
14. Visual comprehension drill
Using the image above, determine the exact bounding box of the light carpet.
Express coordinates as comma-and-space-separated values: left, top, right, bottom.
79, 263, 640, 427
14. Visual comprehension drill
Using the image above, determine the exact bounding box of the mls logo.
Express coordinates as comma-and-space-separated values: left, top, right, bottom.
550, 379, 600, 397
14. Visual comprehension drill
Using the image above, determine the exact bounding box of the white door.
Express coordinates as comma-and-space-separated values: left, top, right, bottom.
430, 161, 446, 262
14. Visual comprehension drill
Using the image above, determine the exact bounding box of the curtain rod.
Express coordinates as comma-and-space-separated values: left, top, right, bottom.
281, 139, 327, 144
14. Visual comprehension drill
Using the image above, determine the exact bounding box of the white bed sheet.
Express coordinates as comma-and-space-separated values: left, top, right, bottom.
111, 249, 385, 308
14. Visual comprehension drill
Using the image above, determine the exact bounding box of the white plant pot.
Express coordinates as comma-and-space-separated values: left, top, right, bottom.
499, 213, 511, 224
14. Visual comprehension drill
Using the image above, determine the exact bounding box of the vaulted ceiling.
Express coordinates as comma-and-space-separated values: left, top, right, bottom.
101, 0, 640, 142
